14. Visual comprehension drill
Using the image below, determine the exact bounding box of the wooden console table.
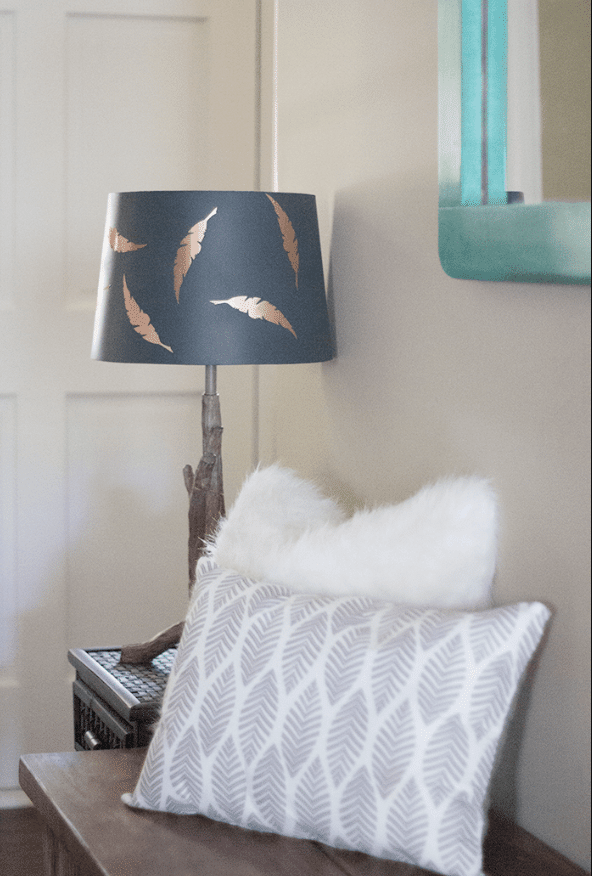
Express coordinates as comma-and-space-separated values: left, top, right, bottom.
19, 748, 588, 876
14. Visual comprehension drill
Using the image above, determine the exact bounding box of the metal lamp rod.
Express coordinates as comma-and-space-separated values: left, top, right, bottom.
204, 363, 217, 397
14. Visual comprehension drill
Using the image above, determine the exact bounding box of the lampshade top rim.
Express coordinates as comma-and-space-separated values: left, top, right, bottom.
108, 189, 317, 198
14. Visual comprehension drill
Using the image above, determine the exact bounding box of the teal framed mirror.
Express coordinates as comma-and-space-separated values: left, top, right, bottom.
438, 0, 591, 284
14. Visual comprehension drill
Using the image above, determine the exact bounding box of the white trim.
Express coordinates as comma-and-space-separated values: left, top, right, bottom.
506, 0, 543, 203
271, 0, 279, 192
256, 0, 279, 192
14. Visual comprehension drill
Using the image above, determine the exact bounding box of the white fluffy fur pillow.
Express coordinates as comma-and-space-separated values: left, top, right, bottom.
209, 465, 498, 610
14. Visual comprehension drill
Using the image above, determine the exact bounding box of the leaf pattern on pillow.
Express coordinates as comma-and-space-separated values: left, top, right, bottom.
204, 595, 246, 677
423, 715, 469, 806
417, 634, 466, 724
165, 659, 200, 747
239, 669, 278, 765
420, 611, 465, 651
166, 796, 204, 814
282, 680, 323, 777
294, 756, 332, 840
378, 605, 423, 643
193, 558, 220, 587
385, 778, 428, 863
240, 607, 284, 685
372, 699, 415, 799
125, 561, 551, 876
134, 724, 166, 808
282, 611, 327, 693
331, 598, 378, 632
381, 845, 419, 866
199, 663, 236, 755
175, 591, 209, 676
471, 739, 498, 802
212, 570, 246, 611
327, 689, 369, 787
470, 604, 519, 663
290, 593, 327, 625
340, 766, 377, 853
470, 652, 514, 741
248, 582, 291, 617
252, 745, 286, 834
439, 793, 483, 876
170, 726, 201, 804
325, 626, 370, 706
372, 626, 416, 713
211, 736, 246, 823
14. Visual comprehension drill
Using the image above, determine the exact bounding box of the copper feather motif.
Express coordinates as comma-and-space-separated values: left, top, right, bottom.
173, 208, 218, 302
123, 276, 173, 353
210, 296, 297, 338
266, 195, 299, 288
109, 228, 147, 252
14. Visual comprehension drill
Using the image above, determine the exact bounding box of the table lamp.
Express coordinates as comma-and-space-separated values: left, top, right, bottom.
91, 190, 334, 661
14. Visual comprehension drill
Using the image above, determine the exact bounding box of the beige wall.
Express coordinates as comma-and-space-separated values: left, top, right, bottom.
539, 0, 591, 201
259, 1, 591, 868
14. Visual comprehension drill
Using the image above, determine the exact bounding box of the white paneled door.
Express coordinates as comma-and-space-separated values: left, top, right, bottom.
0, 0, 260, 794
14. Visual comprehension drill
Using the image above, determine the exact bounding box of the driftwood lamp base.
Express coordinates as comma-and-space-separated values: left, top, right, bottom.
120, 366, 224, 665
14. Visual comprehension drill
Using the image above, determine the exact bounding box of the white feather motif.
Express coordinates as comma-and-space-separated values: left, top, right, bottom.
210, 296, 296, 338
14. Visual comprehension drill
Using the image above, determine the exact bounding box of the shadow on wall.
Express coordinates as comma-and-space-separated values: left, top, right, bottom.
322, 173, 477, 503
488, 620, 552, 820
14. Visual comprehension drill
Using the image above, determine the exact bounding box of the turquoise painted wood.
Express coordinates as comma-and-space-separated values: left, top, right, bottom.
460, 0, 483, 206
438, 0, 591, 284
486, 0, 508, 206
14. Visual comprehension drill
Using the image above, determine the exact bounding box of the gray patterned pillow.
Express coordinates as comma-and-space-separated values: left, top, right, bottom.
123, 559, 550, 876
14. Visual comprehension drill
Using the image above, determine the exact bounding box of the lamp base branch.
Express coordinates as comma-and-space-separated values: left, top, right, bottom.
118, 374, 225, 664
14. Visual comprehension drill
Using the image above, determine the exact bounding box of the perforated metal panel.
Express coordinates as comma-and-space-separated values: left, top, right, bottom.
83, 648, 174, 704
68, 647, 176, 750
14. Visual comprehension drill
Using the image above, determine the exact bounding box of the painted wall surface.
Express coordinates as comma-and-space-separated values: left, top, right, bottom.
538, 0, 591, 201
260, 1, 591, 868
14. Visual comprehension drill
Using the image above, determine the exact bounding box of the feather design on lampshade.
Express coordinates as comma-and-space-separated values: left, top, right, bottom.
109, 228, 147, 253
210, 296, 297, 338
123, 276, 173, 353
266, 194, 299, 288
92, 191, 334, 365
173, 208, 218, 302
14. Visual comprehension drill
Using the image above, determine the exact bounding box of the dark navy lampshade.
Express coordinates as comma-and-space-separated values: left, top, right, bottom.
91, 190, 334, 365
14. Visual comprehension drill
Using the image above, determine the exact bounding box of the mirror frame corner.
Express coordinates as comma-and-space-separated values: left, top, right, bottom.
438, 0, 591, 285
